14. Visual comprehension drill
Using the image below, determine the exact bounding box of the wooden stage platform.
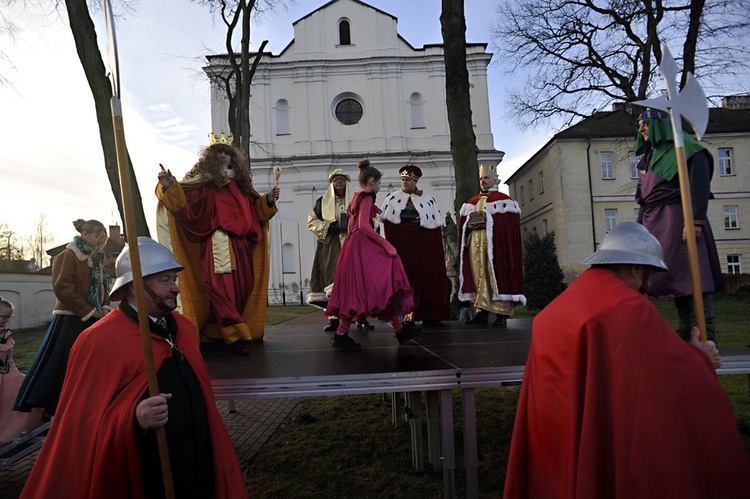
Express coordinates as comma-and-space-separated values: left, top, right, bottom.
203, 310, 750, 498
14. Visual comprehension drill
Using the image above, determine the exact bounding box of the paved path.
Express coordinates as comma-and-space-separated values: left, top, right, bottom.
0, 396, 298, 498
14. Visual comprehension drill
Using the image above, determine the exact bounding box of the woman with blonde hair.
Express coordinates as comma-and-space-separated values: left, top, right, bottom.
14, 219, 111, 415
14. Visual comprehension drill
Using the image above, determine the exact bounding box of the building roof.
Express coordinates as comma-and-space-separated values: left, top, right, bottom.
556, 106, 750, 141
293, 0, 396, 26
507, 102, 750, 183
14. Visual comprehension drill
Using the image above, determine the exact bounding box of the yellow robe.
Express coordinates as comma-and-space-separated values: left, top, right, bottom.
155, 176, 277, 341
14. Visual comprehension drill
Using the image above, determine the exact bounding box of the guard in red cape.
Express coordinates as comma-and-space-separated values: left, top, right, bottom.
379, 164, 449, 326
459, 164, 525, 327
504, 223, 750, 499
21, 237, 248, 499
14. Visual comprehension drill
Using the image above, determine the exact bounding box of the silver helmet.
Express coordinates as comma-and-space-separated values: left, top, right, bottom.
581, 222, 667, 271
109, 237, 184, 301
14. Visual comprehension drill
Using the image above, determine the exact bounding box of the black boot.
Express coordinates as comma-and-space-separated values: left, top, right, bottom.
395, 322, 422, 344
227, 340, 249, 356
466, 310, 489, 325
324, 318, 340, 332
332, 333, 361, 351
357, 318, 375, 330
492, 314, 508, 328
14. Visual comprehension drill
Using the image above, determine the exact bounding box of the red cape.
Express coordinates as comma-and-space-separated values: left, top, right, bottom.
459, 191, 525, 302
21, 308, 248, 499
504, 268, 750, 498
382, 221, 449, 321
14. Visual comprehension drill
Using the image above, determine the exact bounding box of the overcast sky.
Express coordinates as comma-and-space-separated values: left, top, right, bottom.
1, 0, 553, 248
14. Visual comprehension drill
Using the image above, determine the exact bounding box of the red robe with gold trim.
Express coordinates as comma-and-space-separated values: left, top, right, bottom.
20, 308, 248, 499
504, 268, 750, 498
458, 191, 525, 304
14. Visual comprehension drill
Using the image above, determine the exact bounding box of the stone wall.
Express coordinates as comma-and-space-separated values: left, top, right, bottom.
0, 272, 54, 329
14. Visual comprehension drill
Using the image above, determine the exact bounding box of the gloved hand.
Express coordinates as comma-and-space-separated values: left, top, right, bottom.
327, 222, 340, 235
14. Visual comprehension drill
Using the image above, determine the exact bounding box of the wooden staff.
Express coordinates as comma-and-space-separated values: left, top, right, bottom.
101, 1, 175, 496
636, 46, 710, 341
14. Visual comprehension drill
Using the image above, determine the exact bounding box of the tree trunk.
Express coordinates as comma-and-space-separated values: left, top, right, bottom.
681, 0, 705, 89
441, 0, 479, 219
65, 0, 150, 239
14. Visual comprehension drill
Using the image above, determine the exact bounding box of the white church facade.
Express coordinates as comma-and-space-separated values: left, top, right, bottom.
205, 0, 503, 303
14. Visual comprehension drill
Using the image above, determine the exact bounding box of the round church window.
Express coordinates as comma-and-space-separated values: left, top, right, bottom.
334, 98, 363, 125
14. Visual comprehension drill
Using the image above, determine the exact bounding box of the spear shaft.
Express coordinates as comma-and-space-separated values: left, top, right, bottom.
102, 0, 175, 495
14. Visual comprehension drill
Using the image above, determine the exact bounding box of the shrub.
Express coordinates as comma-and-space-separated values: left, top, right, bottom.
523, 231, 567, 311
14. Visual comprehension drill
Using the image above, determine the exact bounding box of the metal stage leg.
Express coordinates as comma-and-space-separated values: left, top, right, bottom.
440, 389, 456, 499
463, 389, 478, 499
426, 391, 442, 471
391, 392, 405, 428
228, 399, 236, 413
406, 392, 425, 472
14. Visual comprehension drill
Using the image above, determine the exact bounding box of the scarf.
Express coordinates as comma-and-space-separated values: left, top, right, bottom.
634, 110, 705, 181
74, 235, 112, 310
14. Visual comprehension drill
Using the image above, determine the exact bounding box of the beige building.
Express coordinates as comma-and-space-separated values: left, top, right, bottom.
205, 0, 503, 302
506, 96, 750, 282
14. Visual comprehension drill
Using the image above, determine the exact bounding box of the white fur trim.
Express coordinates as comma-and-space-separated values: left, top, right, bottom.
379, 190, 445, 229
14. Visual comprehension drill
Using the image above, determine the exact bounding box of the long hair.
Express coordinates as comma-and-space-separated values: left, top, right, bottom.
185, 144, 254, 195
357, 159, 382, 188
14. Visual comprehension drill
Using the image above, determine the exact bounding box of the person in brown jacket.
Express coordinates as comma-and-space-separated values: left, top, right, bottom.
14, 219, 111, 416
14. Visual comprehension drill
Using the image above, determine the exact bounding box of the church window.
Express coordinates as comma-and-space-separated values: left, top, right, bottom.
410, 92, 425, 128
335, 98, 363, 125
276, 99, 289, 135
338, 19, 351, 45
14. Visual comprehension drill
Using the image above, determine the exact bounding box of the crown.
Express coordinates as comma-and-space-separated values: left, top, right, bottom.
479, 163, 495, 178
209, 130, 234, 146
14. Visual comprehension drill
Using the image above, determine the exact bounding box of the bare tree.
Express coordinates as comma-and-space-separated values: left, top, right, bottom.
196, 0, 278, 167
0, 10, 18, 86
491, 0, 750, 129
441, 0, 479, 217
0, 224, 24, 261
64, 0, 150, 238
25, 214, 54, 269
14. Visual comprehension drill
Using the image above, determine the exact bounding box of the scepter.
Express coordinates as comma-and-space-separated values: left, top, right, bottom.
635, 46, 710, 341
101, 1, 175, 496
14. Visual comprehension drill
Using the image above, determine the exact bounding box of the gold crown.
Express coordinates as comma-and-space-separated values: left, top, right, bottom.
209, 130, 234, 146
479, 163, 495, 178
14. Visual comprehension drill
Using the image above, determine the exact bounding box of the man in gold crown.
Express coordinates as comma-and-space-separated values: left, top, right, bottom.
306, 168, 354, 331
458, 164, 525, 327
379, 164, 449, 326
155, 131, 279, 355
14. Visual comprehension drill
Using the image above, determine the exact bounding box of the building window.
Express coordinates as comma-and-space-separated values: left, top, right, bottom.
600, 152, 614, 179
538, 171, 544, 193
727, 254, 742, 274
520, 186, 525, 205
528, 179, 534, 200
723, 205, 739, 229
605, 208, 617, 233
282, 243, 296, 273
410, 92, 425, 128
630, 152, 641, 178
275, 99, 289, 135
338, 19, 351, 45
634, 207, 640, 222
334, 98, 363, 125
718, 148, 733, 176
542, 219, 548, 234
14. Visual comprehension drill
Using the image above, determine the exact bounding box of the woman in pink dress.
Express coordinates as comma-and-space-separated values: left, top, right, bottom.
326, 161, 420, 350
0, 298, 43, 444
